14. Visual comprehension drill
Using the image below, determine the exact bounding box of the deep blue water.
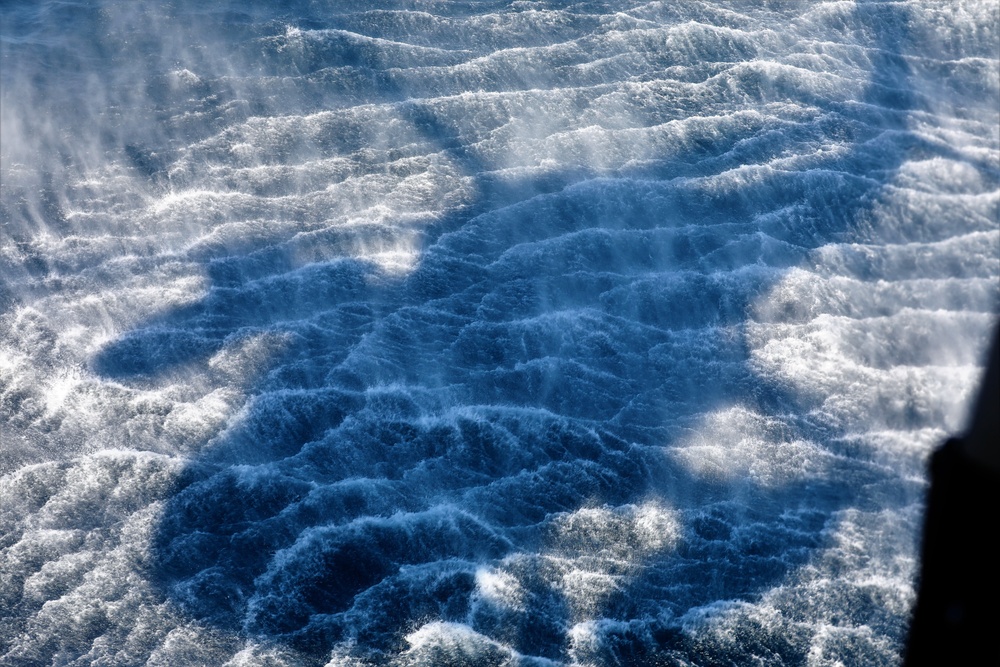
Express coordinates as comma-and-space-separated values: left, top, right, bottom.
2, 2, 998, 665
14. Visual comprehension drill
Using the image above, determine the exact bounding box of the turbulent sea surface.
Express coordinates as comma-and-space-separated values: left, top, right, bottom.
1, 1, 998, 665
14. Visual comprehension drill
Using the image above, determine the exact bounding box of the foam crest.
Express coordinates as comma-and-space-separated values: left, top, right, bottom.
398, 622, 521, 667
669, 407, 829, 487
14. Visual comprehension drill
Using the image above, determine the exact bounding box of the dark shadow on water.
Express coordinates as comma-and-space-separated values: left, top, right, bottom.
81, 1, 961, 663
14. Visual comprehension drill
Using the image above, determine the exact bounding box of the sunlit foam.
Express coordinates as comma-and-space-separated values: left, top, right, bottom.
401, 621, 525, 666
745, 149, 998, 438
0, 348, 20, 374
42, 370, 83, 417
669, 406, 826, 487
550, 501, 681, 559
566, 620, 602, 664
567, 618, 645, 667
469, 502, 681, 638
159, 389, 243, 449
167, 68, 201, 89
552, 502, 680, 620
747, 311, 989, 434
150, 188, 247, 217
840, 427, 949, 471
473, 567, 524, 611
206, 332, 291, 382
671, 505, 920, 663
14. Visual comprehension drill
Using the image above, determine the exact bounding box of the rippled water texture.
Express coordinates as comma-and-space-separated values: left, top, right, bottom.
2, 1, 998, 665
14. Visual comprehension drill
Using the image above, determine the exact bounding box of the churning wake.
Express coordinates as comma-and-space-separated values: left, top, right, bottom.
1, 1, 998, 665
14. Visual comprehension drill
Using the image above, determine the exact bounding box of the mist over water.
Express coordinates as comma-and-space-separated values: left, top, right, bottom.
2, 1, 998, 665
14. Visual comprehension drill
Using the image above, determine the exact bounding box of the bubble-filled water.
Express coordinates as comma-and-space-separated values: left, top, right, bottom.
1, 1, 997, 665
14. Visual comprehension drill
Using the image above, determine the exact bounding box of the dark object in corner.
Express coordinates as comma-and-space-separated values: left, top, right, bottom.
904, 323, 1000, 666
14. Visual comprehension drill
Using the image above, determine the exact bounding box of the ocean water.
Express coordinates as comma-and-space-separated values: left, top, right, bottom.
1, 1, 997, 665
